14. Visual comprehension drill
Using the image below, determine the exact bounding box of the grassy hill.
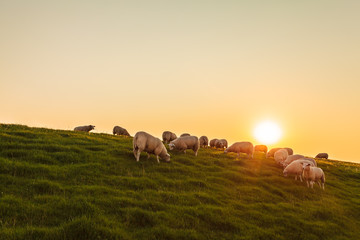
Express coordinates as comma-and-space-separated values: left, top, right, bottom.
0, 124, 359, 240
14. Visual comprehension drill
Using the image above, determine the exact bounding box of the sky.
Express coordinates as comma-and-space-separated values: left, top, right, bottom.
1, 0, 359, 162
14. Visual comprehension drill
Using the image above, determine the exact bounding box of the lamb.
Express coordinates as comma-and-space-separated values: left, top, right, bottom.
266, 148, 282, 158
74, 125, 95, 132
216, 139, 228, 149
315, 153, 328, 159
224, 142, 253, 159
162, 131, 177, 144
169, 136, 200, 156
282, 154, 305, 167
209, 139, 218, 148
254, 145, 268, 154
302, 163, 326, 189
180, 133, 190, 137
199, 136, 209, 148
133, 131, 170, 163
283, 159, 316, 181
274, 149, 289, 165
113, 126, 130, 136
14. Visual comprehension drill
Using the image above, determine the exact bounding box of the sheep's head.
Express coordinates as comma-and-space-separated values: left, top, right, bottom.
90, 125, 95, 130
283, 169, 288, 177
163, 153, 171, 162
302, 163, 311, 171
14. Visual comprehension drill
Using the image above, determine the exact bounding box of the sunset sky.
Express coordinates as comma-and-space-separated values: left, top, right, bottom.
1, 1, 359, 162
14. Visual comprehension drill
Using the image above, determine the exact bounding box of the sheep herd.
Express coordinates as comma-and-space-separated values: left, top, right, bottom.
74, 125, 329, 190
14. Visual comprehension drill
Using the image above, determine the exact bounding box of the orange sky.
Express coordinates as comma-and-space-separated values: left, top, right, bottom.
1, 1, 359, 162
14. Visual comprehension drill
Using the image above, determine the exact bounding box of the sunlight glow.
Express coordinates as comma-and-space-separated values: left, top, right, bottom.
254, 121, 282, 145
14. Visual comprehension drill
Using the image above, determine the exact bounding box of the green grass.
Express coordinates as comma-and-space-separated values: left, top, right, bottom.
0, 124, 359, 240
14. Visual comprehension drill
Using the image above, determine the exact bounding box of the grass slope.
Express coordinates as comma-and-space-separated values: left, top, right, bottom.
0, 124, 359, 240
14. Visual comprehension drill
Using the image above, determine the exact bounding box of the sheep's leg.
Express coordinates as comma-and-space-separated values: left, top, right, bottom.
310, 181, 314, 188
295, 175, 297, 181
147, 153, 150, 160
299, 175, 303, 182
306, 181, 309, 188
184, 150, 186, 154
194, 150, 198, 156
156, 155, 160, 163
136, 150, 141, 162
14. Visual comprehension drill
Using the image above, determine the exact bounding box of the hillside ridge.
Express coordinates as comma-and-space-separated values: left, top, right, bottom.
0, 124, 359, 240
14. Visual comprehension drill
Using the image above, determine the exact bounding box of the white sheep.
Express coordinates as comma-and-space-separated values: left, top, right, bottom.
74, 125, 95, 132
274, 149, 288, 165
169, 136, 200, 156
224, 142, 253, 159
283, 159, 316, 181
133, 131, 170, 163
302, 163, 325, 189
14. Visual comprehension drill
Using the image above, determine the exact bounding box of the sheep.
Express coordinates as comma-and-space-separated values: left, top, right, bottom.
216, 139, 228, 149
282, 154, 305, 167
284, 147, 293, 155
283, 159, 316, 181
180, 133, 190, 137
113, 126, 130, 136
199, 136, 209, 148
315, 153, 328, 159
274, 149, 288, 165
162, 131, 177, 144
209, 139, 218, 148
169, 136, 200, 156
302, 163, 325, 189
74, 125, 95, 132
254, 145, 268, 154
219, 139, 228, 148
224, 142, 253, 159
266, 148, 282, 158
133, 131, 170, 163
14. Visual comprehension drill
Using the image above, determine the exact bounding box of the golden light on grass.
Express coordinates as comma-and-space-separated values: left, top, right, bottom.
254, 121, 282, 145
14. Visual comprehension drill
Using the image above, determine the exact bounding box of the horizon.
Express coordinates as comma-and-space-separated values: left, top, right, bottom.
1, 121, 358, 164
1, 1, 359, 163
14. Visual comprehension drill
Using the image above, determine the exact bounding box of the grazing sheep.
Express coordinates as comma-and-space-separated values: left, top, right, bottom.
315, 153, 328, 159
169, 136, 200, 156
283, 159, 316, 181
282, 154, 305, 167
162, 131, 177, 144
113, 126, 130, 136
302, 163, 325, 189
274, 149, 289, 165
133, 131, 170, 163
210, 139, 219, 148
180, 133, 190, 137
254, 145, 268, 154
266, 148, 282, 158
219, 139, 228, 148
199, 136, 209, 148
284, 147, 293, 155
224, 142, 254, 159
215, 139, 228, 149
74, 125, 95, 132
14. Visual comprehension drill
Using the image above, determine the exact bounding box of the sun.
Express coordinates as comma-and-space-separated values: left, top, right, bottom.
254, 121, 282, 145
